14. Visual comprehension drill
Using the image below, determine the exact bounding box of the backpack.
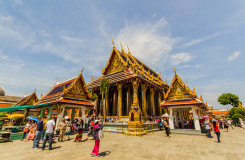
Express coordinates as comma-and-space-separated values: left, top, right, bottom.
160, 122, 163, 127
98, 129, 104, 140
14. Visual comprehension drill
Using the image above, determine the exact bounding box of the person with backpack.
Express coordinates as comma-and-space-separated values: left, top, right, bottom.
158, 118, 163, 130
91, 120, 104, 157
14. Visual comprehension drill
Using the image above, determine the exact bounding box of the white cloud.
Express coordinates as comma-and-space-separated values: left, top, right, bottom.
0, 16, 13, 23
170, 52, 193, 65
227, 51, 241, 61
14, 0, 23, 5
115, 18, 178, 65
182, 31, 225, 48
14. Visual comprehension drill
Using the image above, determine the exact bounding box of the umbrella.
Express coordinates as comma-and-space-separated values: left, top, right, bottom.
162, 113, 169, 118
201, 116, 212, 120
27, 116, 39, 122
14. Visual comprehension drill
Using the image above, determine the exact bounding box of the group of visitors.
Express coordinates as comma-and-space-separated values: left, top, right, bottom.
20, 120, 37, 141
203, 118, 223, 143
21, 115, 105, 156
217, 119, 233, 132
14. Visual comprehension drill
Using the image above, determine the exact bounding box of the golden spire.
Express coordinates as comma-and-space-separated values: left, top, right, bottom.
102, 67, 104, 73
120, 41, 124, 52
199, 94, 203, 101
41, 93, 43, 99
127, 44, 132, 56
34, 88, 36, 93
112, 38, 115, 48
81, 66, 84, 74
174, 67, 176, 75
91, 76, 94, 81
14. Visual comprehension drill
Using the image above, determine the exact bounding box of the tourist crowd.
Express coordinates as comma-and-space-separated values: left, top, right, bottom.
20, 115, 104, 157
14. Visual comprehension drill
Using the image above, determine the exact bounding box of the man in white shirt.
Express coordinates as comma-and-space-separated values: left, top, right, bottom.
42, 118, 55, 150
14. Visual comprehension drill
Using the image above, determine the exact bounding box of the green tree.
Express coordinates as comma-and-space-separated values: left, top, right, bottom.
88, 89, 98, 102
231, 114, 244, 124
228, 107, 245, 118
218, 93, 241, 107
100, 78, 110, 120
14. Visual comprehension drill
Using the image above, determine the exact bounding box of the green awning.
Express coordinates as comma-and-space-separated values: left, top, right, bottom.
0, 103, 50, 112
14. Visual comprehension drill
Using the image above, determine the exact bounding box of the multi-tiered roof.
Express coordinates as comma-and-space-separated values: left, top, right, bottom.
87, 44, 168, 91
37, 71, 93, 107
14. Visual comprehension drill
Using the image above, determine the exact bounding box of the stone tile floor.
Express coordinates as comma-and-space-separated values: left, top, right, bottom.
0, 127, 244, 160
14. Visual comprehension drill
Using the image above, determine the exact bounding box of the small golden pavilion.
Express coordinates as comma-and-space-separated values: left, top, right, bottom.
87, 43, 168, 121
161, 70, 207, 130
36, 70, 94, 129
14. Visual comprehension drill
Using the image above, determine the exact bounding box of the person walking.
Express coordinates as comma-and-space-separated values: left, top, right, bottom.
85, 116, 90, 131
205, 118, 212, 138
42, 118, 55, 150
58, 119, 67, 142
20, 120, 30, 141
91, 120, 104, 157
32, 117, 44, 149
64, 118, 71, 140
213, 121, 221, 143
163, 118, 170, 138
227, 119, 234, 129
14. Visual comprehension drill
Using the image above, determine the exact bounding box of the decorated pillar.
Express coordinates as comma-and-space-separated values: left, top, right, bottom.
169, 108, 174, 129
47, 106, 53, 120
113, 90, 116, 116
106, 93, 109, 116
23, 109, 30, 122
192, 106, 200, 130
126, 87, 131, 115
150, 88, 155, 115
82, 108, 86, 122
141, 84, 147, 121
39, 108, 44, 119
179, 110, 184, 129
70, 108, 75, 122
117, 84, 122, 120
158, 92, 162, 116
55, 105, 65, 131
132, 80, 140, 107
174, 109, 178, 128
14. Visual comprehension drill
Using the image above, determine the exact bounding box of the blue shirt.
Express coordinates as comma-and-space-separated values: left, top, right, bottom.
37, 120, 44, 131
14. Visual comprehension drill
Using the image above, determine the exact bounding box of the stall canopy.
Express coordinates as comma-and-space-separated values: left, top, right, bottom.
0, 103, 49, 112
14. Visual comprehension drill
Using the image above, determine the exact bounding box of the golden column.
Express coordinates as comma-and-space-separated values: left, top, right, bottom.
106, 93, 109, 116
159, 92, 162, 116
132, 79, 140, 107
117, 84, 122, 120
150, 88, 155, 115
141, 84, 147, 121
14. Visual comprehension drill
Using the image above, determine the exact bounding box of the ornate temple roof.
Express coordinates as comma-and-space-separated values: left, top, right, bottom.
37, 71, 93, 107
87, 44, 168, 91
161, 71, 206, 109
15, 90, 39, 106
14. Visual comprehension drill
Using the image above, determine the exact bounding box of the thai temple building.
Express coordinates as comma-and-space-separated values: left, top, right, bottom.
0, 85, 22, 107
36, 71, 94, 129
161, 71, 207, 130
87, 43, 168, 121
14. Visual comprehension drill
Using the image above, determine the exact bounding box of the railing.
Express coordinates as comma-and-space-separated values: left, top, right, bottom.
117, 123, 124, 134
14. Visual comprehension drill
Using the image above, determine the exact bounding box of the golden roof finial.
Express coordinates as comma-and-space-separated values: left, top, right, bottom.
41, 93, 43, 99
199, 94, 203, 101
120, 41, 124, 51
174, 67, 176, 75
157, 67, 159, 74
127, 44, 132, 55
112, 38, 115, 48
91, 76, 94, 82
34, 88, 36, 93
81, 66, 84, 73
102, 67, 104, 73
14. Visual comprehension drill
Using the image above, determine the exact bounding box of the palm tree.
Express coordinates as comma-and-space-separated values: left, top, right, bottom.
100, 78, 110, 121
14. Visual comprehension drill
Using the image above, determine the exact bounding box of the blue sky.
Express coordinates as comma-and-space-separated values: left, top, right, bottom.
0, 0, 244, 109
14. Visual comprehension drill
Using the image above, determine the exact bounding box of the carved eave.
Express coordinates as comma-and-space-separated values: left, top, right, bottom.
165, 73, 196, 100
17, 90, 39, 106
64, 71, 91, 100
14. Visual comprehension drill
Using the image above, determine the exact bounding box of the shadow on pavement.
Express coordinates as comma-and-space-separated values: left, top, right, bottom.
99, 151, 111, 157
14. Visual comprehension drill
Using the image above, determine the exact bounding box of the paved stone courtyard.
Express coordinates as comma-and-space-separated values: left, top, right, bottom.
1, 127, 244, 160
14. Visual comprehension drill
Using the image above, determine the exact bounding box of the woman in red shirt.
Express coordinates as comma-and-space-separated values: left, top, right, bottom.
213, 121, 221, 143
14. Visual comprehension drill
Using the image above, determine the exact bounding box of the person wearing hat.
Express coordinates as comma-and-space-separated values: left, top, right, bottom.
58, 118, 67, 142
91, 119, 104, 157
